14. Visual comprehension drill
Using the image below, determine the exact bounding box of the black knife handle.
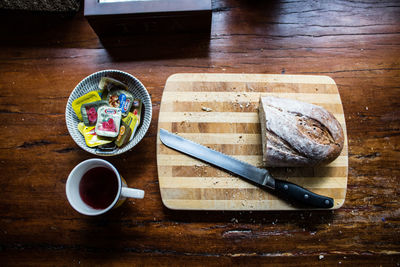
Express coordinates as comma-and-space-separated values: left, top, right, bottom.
274, 179, 334, 208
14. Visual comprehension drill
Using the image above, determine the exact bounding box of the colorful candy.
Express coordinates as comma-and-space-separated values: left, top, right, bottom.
105, 89, 134, 116
74, 77, 143, 150
77, 122, 113, 147
72, 91, 101, 121
99, 77, 128, 96
115, 120, 132, 147
80, 100, 108, 126
131, 99, 142, 124
95, 106, 122, 138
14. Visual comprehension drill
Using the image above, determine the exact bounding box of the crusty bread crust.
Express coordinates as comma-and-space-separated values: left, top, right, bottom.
259, 96, 344, 167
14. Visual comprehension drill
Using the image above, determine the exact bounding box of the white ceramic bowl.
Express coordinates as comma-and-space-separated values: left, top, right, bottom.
65, 70, 152, 156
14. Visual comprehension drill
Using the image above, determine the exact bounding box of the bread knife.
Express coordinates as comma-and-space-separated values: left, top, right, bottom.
159, 129, 334, 209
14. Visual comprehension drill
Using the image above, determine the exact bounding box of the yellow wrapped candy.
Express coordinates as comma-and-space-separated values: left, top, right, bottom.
124, 112, 139, 142
77, 122, 113, 147
72, 91, 101, 121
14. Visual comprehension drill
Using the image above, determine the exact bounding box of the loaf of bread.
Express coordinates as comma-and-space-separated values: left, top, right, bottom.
258, 96, 344, 167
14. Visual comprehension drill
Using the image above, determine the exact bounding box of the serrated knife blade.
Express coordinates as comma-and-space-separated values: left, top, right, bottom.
159, 129, 334, 208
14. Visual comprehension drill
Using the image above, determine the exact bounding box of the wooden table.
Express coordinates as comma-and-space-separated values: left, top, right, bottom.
0, 1, 399, 266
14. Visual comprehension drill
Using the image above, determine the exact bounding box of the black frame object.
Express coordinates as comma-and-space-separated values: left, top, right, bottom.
84, 0, 212, 36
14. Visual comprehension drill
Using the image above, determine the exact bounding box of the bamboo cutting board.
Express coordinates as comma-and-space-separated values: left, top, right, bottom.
156, 73, 348, 210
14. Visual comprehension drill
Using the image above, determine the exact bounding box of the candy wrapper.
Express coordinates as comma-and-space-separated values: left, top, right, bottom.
77, 122, 113, 147
99, 77, 128, 97
80, 100, 108, 126
115, 120, 132, 147
105, 89, 134, 116
72, 91, 101, 121
123, 112, 140, 142
72, 77, 141, 151
131, 99, 142, 124
95, 106, 122, 138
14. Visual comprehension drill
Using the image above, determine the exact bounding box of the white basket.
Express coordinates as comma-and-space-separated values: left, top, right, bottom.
65, 70, 152, 156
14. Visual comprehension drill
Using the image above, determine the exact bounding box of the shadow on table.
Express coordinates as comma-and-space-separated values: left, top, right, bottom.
75, 205, 144, 256
163, 207, 335, 231
99, 32, 211, 62
0, 10, 211, 62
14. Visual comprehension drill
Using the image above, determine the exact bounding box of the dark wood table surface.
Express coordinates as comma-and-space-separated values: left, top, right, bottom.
1, 1, 399, 266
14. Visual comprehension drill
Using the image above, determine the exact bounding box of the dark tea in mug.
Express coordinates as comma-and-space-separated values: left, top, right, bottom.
79, 167, 119, 209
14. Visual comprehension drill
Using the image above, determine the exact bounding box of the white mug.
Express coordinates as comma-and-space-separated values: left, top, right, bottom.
66, 158, 144, 216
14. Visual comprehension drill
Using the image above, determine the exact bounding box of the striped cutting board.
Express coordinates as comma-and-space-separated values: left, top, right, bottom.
156, 73, 348, 210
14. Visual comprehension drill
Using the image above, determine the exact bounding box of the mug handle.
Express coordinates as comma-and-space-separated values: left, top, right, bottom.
121, 187, 145, 199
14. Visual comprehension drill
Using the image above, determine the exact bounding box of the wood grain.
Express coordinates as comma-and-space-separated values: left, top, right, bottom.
0, 0, 399, 266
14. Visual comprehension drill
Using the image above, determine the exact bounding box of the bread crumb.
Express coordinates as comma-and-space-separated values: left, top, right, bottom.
247, 84, 254, 91
202, 106, 212, 112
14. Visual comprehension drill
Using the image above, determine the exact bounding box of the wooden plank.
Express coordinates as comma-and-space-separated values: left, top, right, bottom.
160, 91, 343, 104
158, 111, 346, 124
157, 154, 348, 167
159, 176, 348, 189
166, 73, 337, 84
